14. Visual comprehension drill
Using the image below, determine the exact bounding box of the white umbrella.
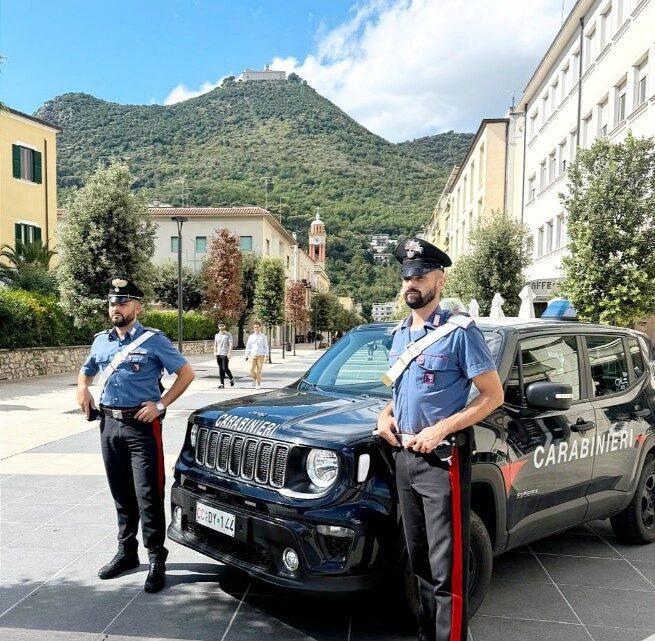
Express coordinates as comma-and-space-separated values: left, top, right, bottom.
467, 299, 480, 317
518, 285, 536, 319
490, 293, 505, 318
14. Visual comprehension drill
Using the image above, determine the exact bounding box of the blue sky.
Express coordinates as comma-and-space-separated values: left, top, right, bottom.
0, 0, 574, 141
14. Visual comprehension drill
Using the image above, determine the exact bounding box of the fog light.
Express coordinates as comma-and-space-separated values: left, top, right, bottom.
282, 547, 299, 571
173, 506, 183, 525
317, 524, 354, 538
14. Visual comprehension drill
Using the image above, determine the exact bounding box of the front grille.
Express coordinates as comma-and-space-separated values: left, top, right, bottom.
187, 522, 271, 569
323, 535, 352, 560
195, 427, 290, 490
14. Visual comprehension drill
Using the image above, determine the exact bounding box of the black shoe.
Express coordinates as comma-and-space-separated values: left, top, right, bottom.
218, 384, 225, 389
230, 379, 235, 387
143, 548, 168, 592
98, 551, 140, 580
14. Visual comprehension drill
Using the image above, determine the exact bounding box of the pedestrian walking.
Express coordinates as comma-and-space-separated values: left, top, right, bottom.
376, 240, 503, 641
214, 322, 235, 388
77, 277, 195, 593
245, 321, 268, 390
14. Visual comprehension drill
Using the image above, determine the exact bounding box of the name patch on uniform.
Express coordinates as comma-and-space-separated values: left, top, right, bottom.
423, 372, 435, 385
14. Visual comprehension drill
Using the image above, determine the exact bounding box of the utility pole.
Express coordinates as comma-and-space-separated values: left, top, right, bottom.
262, 177, 273, 210
171, 216, 188, 353
278, 196, 286, 223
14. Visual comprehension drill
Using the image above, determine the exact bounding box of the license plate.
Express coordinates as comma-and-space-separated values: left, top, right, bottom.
195, 503, 235, 537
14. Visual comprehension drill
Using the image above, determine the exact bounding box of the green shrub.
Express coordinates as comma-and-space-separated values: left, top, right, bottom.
140, 310, 216, 341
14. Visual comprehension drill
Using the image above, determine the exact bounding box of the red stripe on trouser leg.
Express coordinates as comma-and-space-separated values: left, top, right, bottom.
449, 446, 463, 641
152, 418, 165, 499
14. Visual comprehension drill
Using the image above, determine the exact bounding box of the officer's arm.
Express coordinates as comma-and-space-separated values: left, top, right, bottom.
160, 362, 195, 409
376, 401, 401, 447
77, 372, 96, 414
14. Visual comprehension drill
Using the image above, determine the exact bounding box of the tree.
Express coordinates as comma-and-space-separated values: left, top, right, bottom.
152, 261, 204, 311
254, 257, 285, 362
203, 229, 243, 324
0, 240, 58, 295
285, 281, 309, 354
237, 253, 260, 348
310, 292, 341, 343
443, 210, 531, 316
560, 133, 655, 325
57, 162, 155, 326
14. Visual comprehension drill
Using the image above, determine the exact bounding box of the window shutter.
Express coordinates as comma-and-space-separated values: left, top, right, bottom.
33, 151, 42, 184
15, 223, 22, 243
12, 145, 22, 178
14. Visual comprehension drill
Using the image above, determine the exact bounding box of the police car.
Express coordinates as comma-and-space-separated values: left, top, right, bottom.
168, 317, 655, 614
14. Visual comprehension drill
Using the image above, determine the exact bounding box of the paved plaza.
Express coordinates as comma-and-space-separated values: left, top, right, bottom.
1, 346, 653, 641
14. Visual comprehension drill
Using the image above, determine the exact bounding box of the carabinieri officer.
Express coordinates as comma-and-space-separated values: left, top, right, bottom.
77, 277, 195, 593
377, 240, 503, 641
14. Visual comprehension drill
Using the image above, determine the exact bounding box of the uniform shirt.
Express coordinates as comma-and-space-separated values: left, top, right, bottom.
389, 307, 496, 434
81, 321, 188, 407
245, 332, 269, 357
214, 331, 233, 356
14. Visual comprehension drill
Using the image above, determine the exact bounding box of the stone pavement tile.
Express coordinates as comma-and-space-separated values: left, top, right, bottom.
87, 531, 183, 555
588, 625, 655, 641
0, 584, 38, 616
476, 580, 578, 623
105, 589, 238, 640
0, 522, 40, 546
530, 533, 621, 559
48, 503, 117, 526
49, 552, 149, 589
538, 554, 655, 590
0, 584, 138, 634
469, 616, 590, 641
0, 548, 82, 584
2, 502, 72, 524
633, 561, 655, 585
12, 484, 104, 506
0, 628, 98, 641
0, 487, 35, 504
47, 475, 108, 489
560, 585, 655, 630
491, 551, 551, 583
7, 523, 114, 551
0, 475, 54, 489
595, 537, 655, 564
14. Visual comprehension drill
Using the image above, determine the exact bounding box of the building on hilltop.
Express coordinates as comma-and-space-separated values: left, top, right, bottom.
0, 107, 60, 262
238, 65, 286, 82
369, 234, 397, 264
371, 302, 396, 322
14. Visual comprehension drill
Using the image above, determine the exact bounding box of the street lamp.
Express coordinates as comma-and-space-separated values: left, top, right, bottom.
171, 215, 188, 353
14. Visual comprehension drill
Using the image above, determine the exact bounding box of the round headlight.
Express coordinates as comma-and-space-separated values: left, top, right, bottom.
190, 424, 199, 447
306, 449, 339, 488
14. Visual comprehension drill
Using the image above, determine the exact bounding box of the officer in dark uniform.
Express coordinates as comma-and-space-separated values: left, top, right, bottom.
77, 277, 195, 592
376, 240, 503, 641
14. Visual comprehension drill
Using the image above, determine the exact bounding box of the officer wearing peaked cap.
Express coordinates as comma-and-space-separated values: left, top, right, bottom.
77, 277, 195, 593
377, 239, 503, 641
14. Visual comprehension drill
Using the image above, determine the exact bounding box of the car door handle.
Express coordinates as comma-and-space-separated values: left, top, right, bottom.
630, 407, 651, 419
571, 419, 595, 433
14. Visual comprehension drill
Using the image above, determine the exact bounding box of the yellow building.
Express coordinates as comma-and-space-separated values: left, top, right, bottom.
0, 107, 60, 257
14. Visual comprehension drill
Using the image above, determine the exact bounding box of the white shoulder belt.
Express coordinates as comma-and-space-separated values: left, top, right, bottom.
381, 315, 474, 387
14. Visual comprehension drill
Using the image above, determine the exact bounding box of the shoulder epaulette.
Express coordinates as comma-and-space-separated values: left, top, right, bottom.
448, 314, 475, 329
390, 318, 406, 334
142, 327, 163, 334
94, 329, 111, 337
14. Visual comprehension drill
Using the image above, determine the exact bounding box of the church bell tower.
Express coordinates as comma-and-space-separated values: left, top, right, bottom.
309, 208, 326, 266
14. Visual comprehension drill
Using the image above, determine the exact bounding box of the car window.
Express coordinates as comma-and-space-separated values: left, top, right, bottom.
628, 337, 645, 379
504, 351, 522, 406
519, 335, 581, 401
585, 335, 629, 397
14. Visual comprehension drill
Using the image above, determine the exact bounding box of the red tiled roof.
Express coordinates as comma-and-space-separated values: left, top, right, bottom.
149, 207, 270, 217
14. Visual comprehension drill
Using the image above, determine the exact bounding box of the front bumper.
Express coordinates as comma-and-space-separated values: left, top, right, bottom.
168, 481, 392, 593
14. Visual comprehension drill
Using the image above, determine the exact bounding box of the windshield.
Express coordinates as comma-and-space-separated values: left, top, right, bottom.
301, 325, 503, 399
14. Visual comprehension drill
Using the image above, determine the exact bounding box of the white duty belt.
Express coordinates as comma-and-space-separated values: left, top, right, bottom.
381, 315, 474, 387
95, 330, 156, 396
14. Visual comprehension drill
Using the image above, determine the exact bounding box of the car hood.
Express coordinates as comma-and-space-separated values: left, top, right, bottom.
190, 387, 385, 448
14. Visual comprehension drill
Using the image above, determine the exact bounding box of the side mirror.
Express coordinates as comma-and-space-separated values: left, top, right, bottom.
525, 382, 573, 411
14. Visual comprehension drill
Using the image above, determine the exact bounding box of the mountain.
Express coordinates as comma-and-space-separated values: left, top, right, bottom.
36, 79, 472, 304
398, 131, 475, 168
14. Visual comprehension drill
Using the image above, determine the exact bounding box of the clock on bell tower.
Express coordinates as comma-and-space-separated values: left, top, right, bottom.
309, 208, 326, 265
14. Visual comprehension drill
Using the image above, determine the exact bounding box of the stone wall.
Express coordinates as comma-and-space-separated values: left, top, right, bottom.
0, 340, 214, 381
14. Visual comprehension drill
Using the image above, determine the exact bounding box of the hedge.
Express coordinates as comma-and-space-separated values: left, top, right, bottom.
0, 289, 215, 348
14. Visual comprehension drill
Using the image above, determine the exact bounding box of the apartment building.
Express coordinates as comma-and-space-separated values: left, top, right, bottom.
0, 107, 60, 258
520, 0, 654, 289
371, 302, 396, 322
238, 65, 286, 82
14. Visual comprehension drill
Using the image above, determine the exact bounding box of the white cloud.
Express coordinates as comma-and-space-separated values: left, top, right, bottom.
272, 0, 574, 141
163, 76, 228, 105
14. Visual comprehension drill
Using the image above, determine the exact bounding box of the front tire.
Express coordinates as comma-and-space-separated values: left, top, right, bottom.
401, 510, 493, 619
610, 455, 655, 544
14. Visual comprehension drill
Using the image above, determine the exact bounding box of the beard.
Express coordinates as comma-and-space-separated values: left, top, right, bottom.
404, 286, 437, 310
111, 311, 135, 327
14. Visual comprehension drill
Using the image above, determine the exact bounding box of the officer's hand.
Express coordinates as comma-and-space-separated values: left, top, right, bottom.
376, 410, 401, 447
77, 387, 96, 418
406, 422, 450, 454
135, 401, 162, 423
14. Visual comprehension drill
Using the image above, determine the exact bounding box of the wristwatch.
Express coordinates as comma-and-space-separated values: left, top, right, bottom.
155, 401, 166, 414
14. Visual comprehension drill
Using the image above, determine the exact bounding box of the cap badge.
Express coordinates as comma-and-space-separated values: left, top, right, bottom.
405, 240, 424, 259
111, 278, 128, 289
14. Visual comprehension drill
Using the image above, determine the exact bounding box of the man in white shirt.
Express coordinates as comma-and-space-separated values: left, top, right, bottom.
245, 322, 268, 390
214, 323, 235, 389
